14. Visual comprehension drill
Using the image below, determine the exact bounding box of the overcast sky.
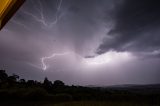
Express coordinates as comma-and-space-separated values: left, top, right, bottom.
0, 0, 160, 85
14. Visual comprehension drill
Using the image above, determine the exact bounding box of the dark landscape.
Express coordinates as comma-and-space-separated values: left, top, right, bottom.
0, 70, 160, 106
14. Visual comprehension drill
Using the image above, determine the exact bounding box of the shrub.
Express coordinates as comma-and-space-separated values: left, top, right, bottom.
51, 93, 73, 101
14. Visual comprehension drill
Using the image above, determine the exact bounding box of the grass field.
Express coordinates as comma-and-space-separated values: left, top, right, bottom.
1, 101, 155, 106
51, 101, 155, 106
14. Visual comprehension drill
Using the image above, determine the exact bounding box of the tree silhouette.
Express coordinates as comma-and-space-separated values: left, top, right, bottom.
53, 80, 65, 87
0, 69, 159, 103
19, 78, 26, 85
8, 74, 19, 81
20, 79, 25, 83
27, 80, 36, 86
43, 77, 52, 90
0, 70, 8, 83
7, 74, 19, 86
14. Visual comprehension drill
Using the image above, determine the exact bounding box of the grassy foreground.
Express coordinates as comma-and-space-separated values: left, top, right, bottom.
0, 101, 156, 106
0, 70, 159, 106
50, 101, 153, 106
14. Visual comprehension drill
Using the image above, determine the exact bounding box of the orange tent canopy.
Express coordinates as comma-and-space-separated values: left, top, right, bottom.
0, 0, 25, 30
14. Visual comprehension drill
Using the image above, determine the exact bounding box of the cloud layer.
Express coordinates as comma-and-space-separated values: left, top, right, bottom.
0, 0, 160, 85
97, 0, 160, 56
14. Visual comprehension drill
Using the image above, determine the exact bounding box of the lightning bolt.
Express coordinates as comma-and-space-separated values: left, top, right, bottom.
3, 0, 66, 70
49, 0, 63, 27
19, 0, 67, 70
36, 0, 68, 71
41, 51, 119, 70
41, 52, 70, 70
21, 0, 63, 29
10, 19, 31, 31
7, 0, 63, 31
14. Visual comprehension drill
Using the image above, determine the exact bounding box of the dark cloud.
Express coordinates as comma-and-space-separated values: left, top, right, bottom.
0, 0, 160, 85
97, 0, 160, 54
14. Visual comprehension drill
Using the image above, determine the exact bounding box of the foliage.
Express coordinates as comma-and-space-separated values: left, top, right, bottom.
0, 69, 160, 105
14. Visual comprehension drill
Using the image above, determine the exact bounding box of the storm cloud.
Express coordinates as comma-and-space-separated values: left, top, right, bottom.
97, 0, 160, 56
0, 0, 160, 85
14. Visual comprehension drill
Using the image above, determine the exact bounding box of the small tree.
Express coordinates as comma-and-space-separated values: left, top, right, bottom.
43, 77, 52, 89
53, 80, 65, 87
19, 79, 26, 84
8, 74, 19, 82
27, 80, 36, 87
0, 70, 8, 83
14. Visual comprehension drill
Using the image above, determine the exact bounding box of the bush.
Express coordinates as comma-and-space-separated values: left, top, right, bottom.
51, 93, 73, 101
0, 87, 50, 100
23, 88, 50, 100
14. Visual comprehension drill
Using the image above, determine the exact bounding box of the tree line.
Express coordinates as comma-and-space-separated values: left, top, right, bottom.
0, 69, 160, 104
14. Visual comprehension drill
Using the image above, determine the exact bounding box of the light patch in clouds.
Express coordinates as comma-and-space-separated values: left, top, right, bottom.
84, 51, 136, 66
39, 50, 136, 72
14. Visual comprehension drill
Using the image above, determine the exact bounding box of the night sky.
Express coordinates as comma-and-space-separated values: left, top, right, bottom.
0, 0, 160, 85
